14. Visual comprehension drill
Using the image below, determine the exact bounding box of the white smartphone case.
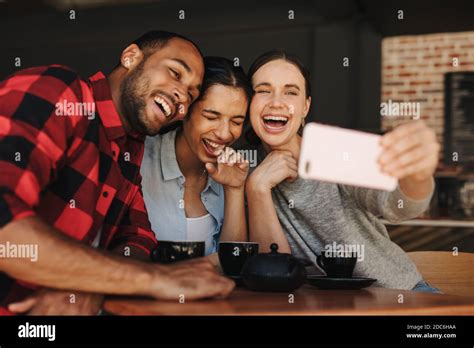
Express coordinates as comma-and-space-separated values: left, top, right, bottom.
298, 123, 398, 191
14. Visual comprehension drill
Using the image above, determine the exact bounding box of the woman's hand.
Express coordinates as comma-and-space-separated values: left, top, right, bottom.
379, 120, 439, 200
205, 147, 249, 189
379, 120, 439, 182
248, 150, 298, 192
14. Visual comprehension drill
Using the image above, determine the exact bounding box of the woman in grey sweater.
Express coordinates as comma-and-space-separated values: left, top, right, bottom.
245, 50, 441, 291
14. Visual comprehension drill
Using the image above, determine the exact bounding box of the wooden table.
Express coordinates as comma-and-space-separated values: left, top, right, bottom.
103, 285, 474, 315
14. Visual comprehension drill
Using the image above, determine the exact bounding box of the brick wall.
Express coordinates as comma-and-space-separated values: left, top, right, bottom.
381, 31, 474, 160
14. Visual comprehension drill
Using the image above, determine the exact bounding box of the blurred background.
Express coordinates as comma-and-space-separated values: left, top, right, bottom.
1, 0, 473, 252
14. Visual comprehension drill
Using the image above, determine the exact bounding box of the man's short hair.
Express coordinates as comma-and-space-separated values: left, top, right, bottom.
132, 30, 203, 59
114, 30, 203, 70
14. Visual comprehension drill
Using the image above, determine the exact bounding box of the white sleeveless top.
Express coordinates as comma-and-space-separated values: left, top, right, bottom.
186, 214, 217, 255
141, 129, 225, 255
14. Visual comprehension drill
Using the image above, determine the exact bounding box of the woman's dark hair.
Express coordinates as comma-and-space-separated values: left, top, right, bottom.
159, 56, 252, 134
191, 56, 252, 112
244, 50, 312, 145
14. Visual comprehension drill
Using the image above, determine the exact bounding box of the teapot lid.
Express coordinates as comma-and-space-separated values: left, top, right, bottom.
253, 243, 291, 259
267, 243, 312, 266
268, 243, 285, 255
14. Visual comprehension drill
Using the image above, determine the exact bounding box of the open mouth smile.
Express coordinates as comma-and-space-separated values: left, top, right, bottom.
202, 138, 226, 157
262, 115, 290, 133
153, 95, 174, 118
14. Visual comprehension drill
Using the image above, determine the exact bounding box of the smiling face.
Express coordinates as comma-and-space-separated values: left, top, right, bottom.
119, 38, 204, 136
182, 84, 248, 163
249, 59, 311, 147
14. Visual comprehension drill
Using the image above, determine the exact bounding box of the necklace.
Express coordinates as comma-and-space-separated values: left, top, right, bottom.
183, 167, 207, 189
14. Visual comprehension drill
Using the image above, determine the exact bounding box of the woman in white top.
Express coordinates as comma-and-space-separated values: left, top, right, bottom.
141, 57, 252, 255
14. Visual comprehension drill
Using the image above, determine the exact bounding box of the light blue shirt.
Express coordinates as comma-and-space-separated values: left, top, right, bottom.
141, 129, 224, 255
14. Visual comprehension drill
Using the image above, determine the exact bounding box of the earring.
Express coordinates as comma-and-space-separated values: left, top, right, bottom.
301, 118, 306, 127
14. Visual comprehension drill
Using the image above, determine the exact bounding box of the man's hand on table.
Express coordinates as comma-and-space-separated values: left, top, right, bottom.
0, 217, 233, 314
204, 252, 222, 272
151, 257, 234, 300
114, 245, 231, 299
7, 244, 147, 316
7, 257, 232, 315
8, 289, 103, 315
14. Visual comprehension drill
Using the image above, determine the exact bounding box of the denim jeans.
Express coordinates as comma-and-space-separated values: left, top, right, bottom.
412, 280, 442, 294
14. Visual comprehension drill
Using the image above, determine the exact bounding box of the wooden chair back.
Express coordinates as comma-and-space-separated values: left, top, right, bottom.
408, 251, 474, 297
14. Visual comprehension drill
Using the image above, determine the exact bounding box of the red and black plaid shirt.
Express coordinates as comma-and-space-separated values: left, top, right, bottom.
0, 65, 157, 307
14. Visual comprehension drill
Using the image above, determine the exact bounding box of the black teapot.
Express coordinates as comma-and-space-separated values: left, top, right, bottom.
241, 243, 307, 292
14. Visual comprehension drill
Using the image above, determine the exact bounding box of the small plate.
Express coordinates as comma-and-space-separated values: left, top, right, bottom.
306, 276, 376, 290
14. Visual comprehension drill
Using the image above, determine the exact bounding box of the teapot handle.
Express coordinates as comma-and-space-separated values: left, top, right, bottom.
316, 254, 325, 271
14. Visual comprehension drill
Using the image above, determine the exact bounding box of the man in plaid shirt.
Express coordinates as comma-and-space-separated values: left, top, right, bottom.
0, 31, 234, 315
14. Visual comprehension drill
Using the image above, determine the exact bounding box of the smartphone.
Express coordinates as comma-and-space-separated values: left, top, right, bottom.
298, 123, 398, 191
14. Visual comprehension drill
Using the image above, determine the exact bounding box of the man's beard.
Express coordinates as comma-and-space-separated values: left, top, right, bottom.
119, 61, 160, 136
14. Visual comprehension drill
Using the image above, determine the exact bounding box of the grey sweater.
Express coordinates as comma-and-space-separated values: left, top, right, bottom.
256, 149, 433, 290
